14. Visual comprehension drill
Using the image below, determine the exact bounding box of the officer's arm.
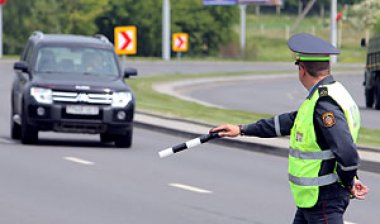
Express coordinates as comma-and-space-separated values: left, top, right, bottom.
240, 111, 297, 138
314, 97, 359, 189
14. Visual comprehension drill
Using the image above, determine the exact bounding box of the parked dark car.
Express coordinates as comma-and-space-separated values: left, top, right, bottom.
11, 32, 137, 147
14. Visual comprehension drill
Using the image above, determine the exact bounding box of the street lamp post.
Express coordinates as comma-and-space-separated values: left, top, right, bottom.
0, 0, 6, 58
330, 0, 337, 63
0, 5, 3, 58
240, 4, 246, 57
162, 0, 171, 61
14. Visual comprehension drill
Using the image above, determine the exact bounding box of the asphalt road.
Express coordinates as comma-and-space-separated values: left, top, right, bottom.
0, 60, 379, 223
179, 73, 380, 129
121, 60, 294, 75
119, 59, 361, 76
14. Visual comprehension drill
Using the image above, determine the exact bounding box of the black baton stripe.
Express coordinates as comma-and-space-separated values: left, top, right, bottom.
200, 134, 211, 143
200, 132, 220, 143
164, 132, 220, 156
172, 143, 187, 153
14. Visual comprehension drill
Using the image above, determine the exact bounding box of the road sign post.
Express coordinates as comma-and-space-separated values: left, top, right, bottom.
237, 1, 283, 55
114, 26, 137, 56
205, 0, 282, 57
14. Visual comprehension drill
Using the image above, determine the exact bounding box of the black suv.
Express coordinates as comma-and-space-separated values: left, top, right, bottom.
11, 32, 137, 147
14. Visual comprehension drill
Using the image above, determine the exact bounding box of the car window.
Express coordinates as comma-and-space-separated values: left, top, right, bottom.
34, 46, 119, 77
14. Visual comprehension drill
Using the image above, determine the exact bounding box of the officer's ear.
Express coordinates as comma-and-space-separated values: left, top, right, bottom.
298, 63, 309, 80
298, 63, 305, 73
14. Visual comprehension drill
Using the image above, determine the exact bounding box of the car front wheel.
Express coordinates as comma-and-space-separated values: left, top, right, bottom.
114, 129, 133, 148
20, 104, 38, 144
11, 107, 21, 140
100, 133, 114, 144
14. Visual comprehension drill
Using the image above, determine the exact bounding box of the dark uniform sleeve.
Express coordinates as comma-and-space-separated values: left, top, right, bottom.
314, 97, 359, 189
241, 111, 297, 138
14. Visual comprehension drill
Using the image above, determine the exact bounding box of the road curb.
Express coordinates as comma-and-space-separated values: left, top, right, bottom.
134, 112, 380, 174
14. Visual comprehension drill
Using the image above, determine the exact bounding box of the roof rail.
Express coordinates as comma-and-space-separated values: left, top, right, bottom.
31, 31, 44, 39
94, 34, 111, 45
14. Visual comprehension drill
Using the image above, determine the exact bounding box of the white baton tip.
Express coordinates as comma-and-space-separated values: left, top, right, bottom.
158, 148, 174, 158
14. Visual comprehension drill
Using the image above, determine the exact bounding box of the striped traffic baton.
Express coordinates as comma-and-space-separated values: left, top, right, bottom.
158, 132, 221, 158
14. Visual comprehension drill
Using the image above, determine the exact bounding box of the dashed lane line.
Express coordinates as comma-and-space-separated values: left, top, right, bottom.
169, 183, 212, 194
0, 138, 16, 144
64, 156, 95, 166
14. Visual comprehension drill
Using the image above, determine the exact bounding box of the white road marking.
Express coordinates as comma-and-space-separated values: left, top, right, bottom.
344, 221, 357, 224
0, 138, 16, 144
169, 183, 212, 194
64, 157, 95, 166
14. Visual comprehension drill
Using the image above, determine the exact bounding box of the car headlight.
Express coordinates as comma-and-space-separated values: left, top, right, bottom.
30, 87, 53, 104
112, 92, 132, 108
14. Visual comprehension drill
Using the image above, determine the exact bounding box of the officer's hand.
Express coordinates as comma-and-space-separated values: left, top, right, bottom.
210, 124, 240, 138
350, 179, 369, 200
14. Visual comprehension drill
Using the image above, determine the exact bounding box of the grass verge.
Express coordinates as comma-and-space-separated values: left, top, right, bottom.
128, 72, 380, 148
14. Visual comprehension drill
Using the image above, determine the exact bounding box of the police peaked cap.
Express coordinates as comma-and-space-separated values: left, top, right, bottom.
288, 33, 340, 62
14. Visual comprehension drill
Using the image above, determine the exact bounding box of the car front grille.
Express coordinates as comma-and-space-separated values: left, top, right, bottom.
52, 91, 113, 105
61, 109, 103, 120
54, 122, 106, 134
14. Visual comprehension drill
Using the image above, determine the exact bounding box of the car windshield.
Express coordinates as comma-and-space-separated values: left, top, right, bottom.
34, 46, 119, 77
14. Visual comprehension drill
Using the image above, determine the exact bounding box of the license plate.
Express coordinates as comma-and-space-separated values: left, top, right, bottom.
66, 105, 99, 115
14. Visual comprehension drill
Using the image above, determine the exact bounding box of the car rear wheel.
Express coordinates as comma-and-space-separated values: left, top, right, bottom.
114, 129, 133, 148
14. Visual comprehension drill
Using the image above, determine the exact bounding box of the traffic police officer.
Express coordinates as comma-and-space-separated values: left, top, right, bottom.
211, 33, 368, 224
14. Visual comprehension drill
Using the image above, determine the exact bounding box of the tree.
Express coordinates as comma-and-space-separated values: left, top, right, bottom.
373, 17, 380, 35
171, 1, 238, 56
3, 0, 109, 55
3, 1, 34, 54
4, 0, 238, 57
348, 0, 380, 40
96, 0, 162, 57
54, 0, 109, 35
97, 0, 238, 57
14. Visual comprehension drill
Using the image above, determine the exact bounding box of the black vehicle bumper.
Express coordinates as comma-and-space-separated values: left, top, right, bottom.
25, 103, 134, 135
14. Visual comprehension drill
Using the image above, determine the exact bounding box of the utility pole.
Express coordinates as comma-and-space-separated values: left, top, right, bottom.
162, 0, 171, 61
330, 0, 337, 63
240, 4, 247, 56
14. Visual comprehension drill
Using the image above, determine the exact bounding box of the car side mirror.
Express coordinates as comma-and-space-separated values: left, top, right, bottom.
361, 38, 366, 48
124, 67, 138, 79
14, 61, 30, 73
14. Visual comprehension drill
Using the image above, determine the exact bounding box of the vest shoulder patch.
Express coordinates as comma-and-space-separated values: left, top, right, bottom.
318, 86, 329, 97
321, 112, 336, 128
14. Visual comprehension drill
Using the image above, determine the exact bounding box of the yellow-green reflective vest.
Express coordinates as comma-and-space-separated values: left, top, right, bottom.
289, 81, 360, 208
